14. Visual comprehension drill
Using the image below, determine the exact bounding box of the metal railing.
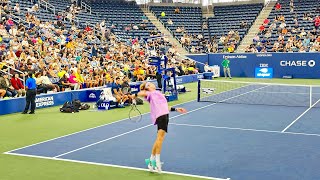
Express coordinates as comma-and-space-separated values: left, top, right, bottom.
10, 14, 28, 25
80, 0, 91, 14
0, 63, 26, 90
38, 0, 55, 15
0, 0, 10, 20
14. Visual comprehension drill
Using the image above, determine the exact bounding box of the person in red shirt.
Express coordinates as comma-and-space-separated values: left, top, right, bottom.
11, 73, 26, 97
314, 16, 320, 29
263, 19, 270, 25
84, 26, 92, 32
139, 49, 145, 57
275, 3, 282, 11
259, 24, 266, 34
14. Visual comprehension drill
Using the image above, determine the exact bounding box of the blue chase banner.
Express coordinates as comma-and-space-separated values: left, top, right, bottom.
207, 53, 320, 78
187, 53, 320, 78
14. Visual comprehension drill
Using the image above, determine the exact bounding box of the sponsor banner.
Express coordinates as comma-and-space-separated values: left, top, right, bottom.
0, 74, 204, 115
255, 68, 273, 78
97, 100, 110, 110
204, 53, 320, 78
186, 53, 320, 78
35, 96, 55, 108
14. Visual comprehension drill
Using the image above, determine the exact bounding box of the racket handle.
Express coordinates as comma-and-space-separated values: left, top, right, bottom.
132, 99, 137, 105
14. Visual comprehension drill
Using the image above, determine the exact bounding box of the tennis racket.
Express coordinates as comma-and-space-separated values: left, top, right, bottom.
129, 103, 142, 122
122, 87, 130, 95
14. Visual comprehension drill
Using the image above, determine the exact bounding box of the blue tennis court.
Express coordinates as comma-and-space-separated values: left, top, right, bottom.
5, 81, 320, 180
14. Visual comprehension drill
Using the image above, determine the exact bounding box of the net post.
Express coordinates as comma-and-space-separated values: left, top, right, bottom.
197, 80, 201, 102
310, 85, 312, 107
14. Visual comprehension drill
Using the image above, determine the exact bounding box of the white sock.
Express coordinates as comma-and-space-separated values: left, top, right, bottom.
150, 154, 155, 161
155, 154, 161, 163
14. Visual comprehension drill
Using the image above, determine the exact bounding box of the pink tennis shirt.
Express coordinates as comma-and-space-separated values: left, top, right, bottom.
146, 90, 169, 125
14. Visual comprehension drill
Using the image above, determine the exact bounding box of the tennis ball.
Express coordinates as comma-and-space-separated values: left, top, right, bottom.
0, 37, 2, 42
161, 12, 165, 17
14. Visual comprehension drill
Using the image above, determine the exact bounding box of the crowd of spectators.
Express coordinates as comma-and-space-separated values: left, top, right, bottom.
246, 2, 320, 53
177, 29, 240, 54
0, 2, 199, 99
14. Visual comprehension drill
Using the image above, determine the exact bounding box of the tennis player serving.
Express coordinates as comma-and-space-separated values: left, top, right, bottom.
133, 82, 187, 173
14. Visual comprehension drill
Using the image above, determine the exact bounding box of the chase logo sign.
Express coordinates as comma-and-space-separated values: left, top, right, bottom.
255, 68, 273, 78
280, 60, 315, 67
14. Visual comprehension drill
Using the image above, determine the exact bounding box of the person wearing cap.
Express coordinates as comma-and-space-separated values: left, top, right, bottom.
22, 72, 37, 114
221, 57, 232, 79
0, 73, 18, 97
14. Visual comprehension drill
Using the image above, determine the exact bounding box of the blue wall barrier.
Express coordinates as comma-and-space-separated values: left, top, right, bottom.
0, 74, 204, 115
187, 53, 320, 78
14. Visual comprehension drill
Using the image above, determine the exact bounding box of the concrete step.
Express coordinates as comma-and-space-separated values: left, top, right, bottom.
141, 7, 188, 55
236, 1, 276, 53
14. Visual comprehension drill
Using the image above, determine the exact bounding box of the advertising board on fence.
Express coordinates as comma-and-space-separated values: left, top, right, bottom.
205, 53, 320, 78
255, 68, 273, 78
0, 73, 205, 115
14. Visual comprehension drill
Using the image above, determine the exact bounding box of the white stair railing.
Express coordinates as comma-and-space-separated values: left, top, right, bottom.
81, 0, 92, 14
38, 0, 56, 15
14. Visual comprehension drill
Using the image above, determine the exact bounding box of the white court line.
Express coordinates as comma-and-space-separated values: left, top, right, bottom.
54, 125, 152, 158
281, 98, 320, 133
54, 99, 244, 158
4, 152, 229, 180
4, 97, 201, 154
4, 82, 255, 154
250, 91, 320, 95
2, 84, 265, 180
170, 123, 320, 137
53, 85, 269, 158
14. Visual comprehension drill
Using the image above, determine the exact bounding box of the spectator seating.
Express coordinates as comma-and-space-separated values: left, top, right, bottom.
206, 3, 263, 52
150, 6, 203, 51
150, 4, 263, 53
89, 0, 159, 39
256, 0, 320, 52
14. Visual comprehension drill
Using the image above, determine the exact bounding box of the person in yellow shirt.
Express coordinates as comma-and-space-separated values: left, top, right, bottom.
66, 40, 75, 49
181, 64, 187, 74
105, 72, 112, 85
187, 66, 195, 74
0, 62, 6, 70
57, 69, 66, 78
135, 66, 145, 81
76, 69, 84, 84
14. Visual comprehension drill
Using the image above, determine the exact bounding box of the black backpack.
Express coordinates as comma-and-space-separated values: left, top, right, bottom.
135, 97, 143, 105
72, 100, 82, 110
60, 101, 79, 113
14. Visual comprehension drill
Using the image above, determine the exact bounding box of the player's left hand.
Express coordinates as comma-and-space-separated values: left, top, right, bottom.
176, 108, 187, 114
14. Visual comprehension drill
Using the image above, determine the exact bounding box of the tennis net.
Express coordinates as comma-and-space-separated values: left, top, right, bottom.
197, 79, 320, 108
